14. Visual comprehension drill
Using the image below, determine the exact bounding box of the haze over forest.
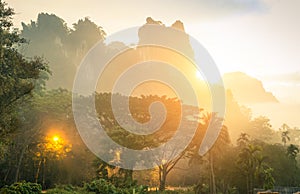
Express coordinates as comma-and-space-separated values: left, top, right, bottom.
15, 11, 300, 130
1, 1, 300, 193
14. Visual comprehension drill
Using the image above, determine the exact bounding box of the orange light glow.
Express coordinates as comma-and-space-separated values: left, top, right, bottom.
52, 135, 59, 142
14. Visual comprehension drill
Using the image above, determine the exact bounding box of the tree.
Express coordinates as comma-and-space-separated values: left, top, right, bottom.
187, 112, 231, 194
0, 1, 49, 185
153, 103, 200, 191
244, 116, 274, 143
281, 130, 290, 146
20, 14, 106, 89
237, 133, 250, 147
287, 144, 299, 160
237, 143, 262, 193
262, 143, 300, 187
93, 93, 202, 191
286, 144, 299, 186
263, 167, 275, 190
280, 124, 291, 146
0, 1, 49, 136
203, 113, 230, 194
279, 123, 290, 131
157, 145, 186, 191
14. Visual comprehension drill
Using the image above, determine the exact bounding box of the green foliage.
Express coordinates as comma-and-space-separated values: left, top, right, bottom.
244, 116, 275, 143
194, 183, 209, 194
0, 181, 42, 194
0, 0, 49, 136
262, 143, 300, 187
46, 184, 91, 194
0, 0, 50, 188
148, 190, 193, 194
84, 179, 148, 194
85, 179, 117, 194
287, 144, 299, 160
263, 168, 275, 190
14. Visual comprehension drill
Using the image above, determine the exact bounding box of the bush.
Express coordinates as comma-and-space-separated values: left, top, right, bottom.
84, 179, 148, 194
85, 179, 118, 194
46, 184, 94, 194
0, 181, 42, 194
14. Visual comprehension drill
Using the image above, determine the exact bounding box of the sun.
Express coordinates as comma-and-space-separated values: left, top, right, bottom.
196, 70, 202, 79
52, 135, 59, 142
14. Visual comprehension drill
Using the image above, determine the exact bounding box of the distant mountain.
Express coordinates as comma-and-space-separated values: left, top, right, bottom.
223, 72, 279, 104
138, 17, 194, 60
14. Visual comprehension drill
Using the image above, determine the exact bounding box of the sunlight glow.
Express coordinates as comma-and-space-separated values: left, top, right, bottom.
52, 135, 59, 142
196, 71, 201, 79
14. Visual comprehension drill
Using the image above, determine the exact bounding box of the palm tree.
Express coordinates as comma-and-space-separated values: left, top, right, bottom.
281, 131, 290, 146
237, 133, 250, 148
237, 143, 262, 194
287, 144, 299, 160
279, 123, 290, 131
202, 113, 231, 194
263, 168, 275, 190
279, 123, 290, 146
286, 144, 299, 186
187, 112, 230, 194
255, 154, 267, 188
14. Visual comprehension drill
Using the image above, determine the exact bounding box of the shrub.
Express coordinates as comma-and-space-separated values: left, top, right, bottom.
46, 184, 93, 194
0, 181, 42, 194
85, 179, 118, 194
84, 179, 148, 194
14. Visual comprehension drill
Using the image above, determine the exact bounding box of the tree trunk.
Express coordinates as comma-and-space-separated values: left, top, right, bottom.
125, 169, 133, 182
159, 166, 167, 191
247, 172, 253, 194
4, 165, 11, 182
15, 125, 41, 182
14, 145, 27, 182
35, 159, 42, 183
42, 158, 46, 189
210, 154, 216, 194
246, 175, 249, 194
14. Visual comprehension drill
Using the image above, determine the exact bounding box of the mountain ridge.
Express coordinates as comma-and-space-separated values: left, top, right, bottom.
223, 71, 279, 104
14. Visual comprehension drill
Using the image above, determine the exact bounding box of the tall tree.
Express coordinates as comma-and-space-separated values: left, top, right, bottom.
279, 123, 291, 146
0, 1, 49, 186
0, 2, 48, 119
188, 112, 231, 194
205, 113, 231, 194
0, 0, 48, 147
20, 14, 106, 89
237, 142, 262, 193
286, 144, 299, 186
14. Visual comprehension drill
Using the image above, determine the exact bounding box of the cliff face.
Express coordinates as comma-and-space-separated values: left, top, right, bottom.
223, 72, 279, 104
138, 17, 194, 60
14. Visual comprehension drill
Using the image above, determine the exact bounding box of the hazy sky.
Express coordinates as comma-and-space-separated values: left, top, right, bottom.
7, 0, 300, 74
5, 0, 300, 126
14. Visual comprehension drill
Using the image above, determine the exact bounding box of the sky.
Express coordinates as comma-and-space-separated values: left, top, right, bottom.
6, 0, 300, 127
